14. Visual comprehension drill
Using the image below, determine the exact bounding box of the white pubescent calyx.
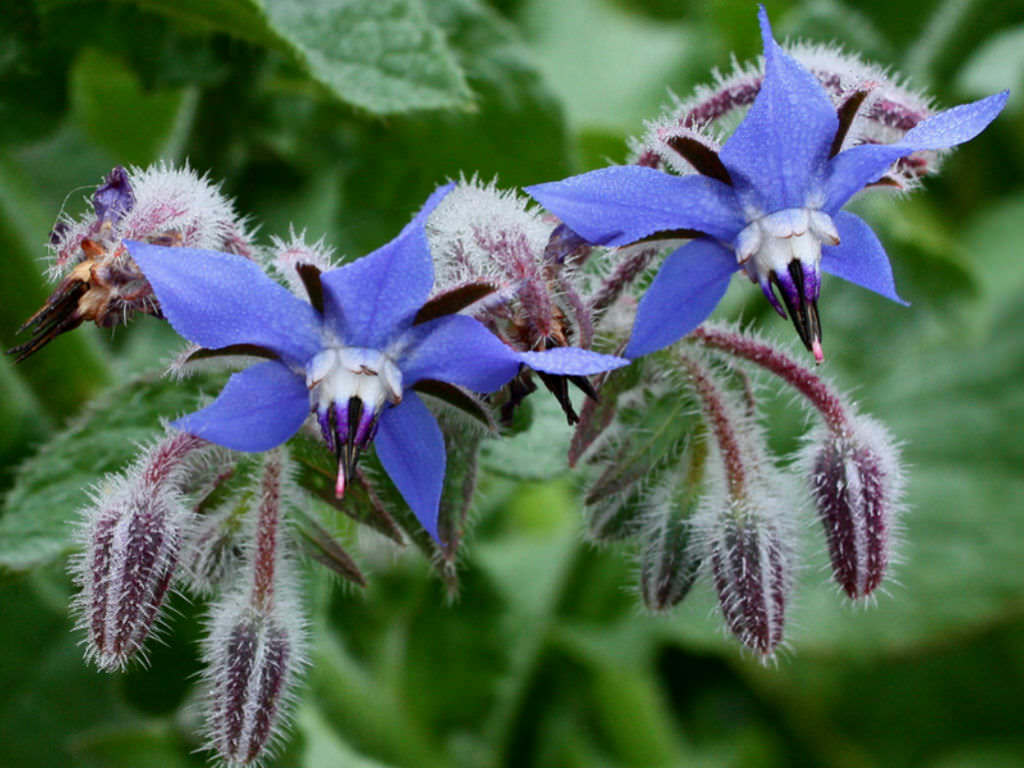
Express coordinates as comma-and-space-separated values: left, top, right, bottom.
735, 207, 839, 279
305, 345, 403, 412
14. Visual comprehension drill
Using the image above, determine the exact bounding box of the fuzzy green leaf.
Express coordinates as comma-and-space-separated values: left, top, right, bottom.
77, 0, 475, 114
0, 372, 220, 571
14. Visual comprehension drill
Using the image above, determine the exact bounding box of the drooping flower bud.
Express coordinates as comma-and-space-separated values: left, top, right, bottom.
201, 451, 306, 767
703, 498, 790, 656
70, 431, 208, 670
680, 352, 794, 657
802, 417, 904, 599
692, 324, 905, 600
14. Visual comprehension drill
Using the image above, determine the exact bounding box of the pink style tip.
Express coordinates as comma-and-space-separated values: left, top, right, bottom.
812, 339, 824, 364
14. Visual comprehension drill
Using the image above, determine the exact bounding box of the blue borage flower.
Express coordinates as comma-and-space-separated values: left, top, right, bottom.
526, 7, 1008, 361
128, 185, 627, 541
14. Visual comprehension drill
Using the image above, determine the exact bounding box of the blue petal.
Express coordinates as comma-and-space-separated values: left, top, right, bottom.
172, 361, 309, 451
821, 211, 908, 305
398, 314, 523, 392
320, 183, 454, 348
525, 166, 743, 245
719, 7, 839, 212
822, 91, 1008, 212
375, 392, 446, 542
519, 347, 629, 376
624, 239, 738, 359
128, 243, 321, 367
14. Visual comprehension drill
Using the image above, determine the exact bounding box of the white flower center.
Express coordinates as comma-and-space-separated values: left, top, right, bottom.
305, 346, 403, 412
734, 207, 839, 280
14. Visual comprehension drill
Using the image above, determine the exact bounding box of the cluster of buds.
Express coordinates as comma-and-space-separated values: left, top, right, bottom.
72, 433, 311, 764
10, 164, 253, 361
574, 324, 904, 658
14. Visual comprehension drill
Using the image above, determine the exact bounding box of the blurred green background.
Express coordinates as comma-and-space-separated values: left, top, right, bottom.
1, 0, 1023, 766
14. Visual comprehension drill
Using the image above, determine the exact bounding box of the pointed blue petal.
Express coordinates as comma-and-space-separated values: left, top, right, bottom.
719, 7, 839, 212
128, 243, 321, 367
320, 183, 454, 348
375, 392, 445, 543
624, 239, 737, 359
171, 361, 309, 451
398, 314, 523, 392
518, 347, 629, 376
822, 91, 1008, 212
526, 166, 743, 245
821, 212, 908, 305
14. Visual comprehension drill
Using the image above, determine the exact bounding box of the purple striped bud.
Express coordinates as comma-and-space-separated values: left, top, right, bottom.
202, 451, 306, 766
204, 611, 299, 766
71, 431, 207, 669
681, 352, 793, 657
705, 505, 790, 657
804, 418, 904, 600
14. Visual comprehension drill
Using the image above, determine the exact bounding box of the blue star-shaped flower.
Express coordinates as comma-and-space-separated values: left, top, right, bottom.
526, 7, 1008, 361
127, 185, 627, 541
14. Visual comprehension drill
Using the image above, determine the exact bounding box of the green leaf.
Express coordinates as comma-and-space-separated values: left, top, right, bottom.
81, 0, 474, 114
333, 0, 573, 253
263, 0, 473, 113
0, 371, 219, 571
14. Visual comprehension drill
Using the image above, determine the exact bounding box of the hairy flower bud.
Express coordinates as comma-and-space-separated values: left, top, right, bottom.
204, 611, 299, 766
703, 501, 790, 656
202, 452, 306, 766
803, 417, 904, 599
71, 431, 208, 669
640, 489, 702, 612
681, 352, 794, 656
